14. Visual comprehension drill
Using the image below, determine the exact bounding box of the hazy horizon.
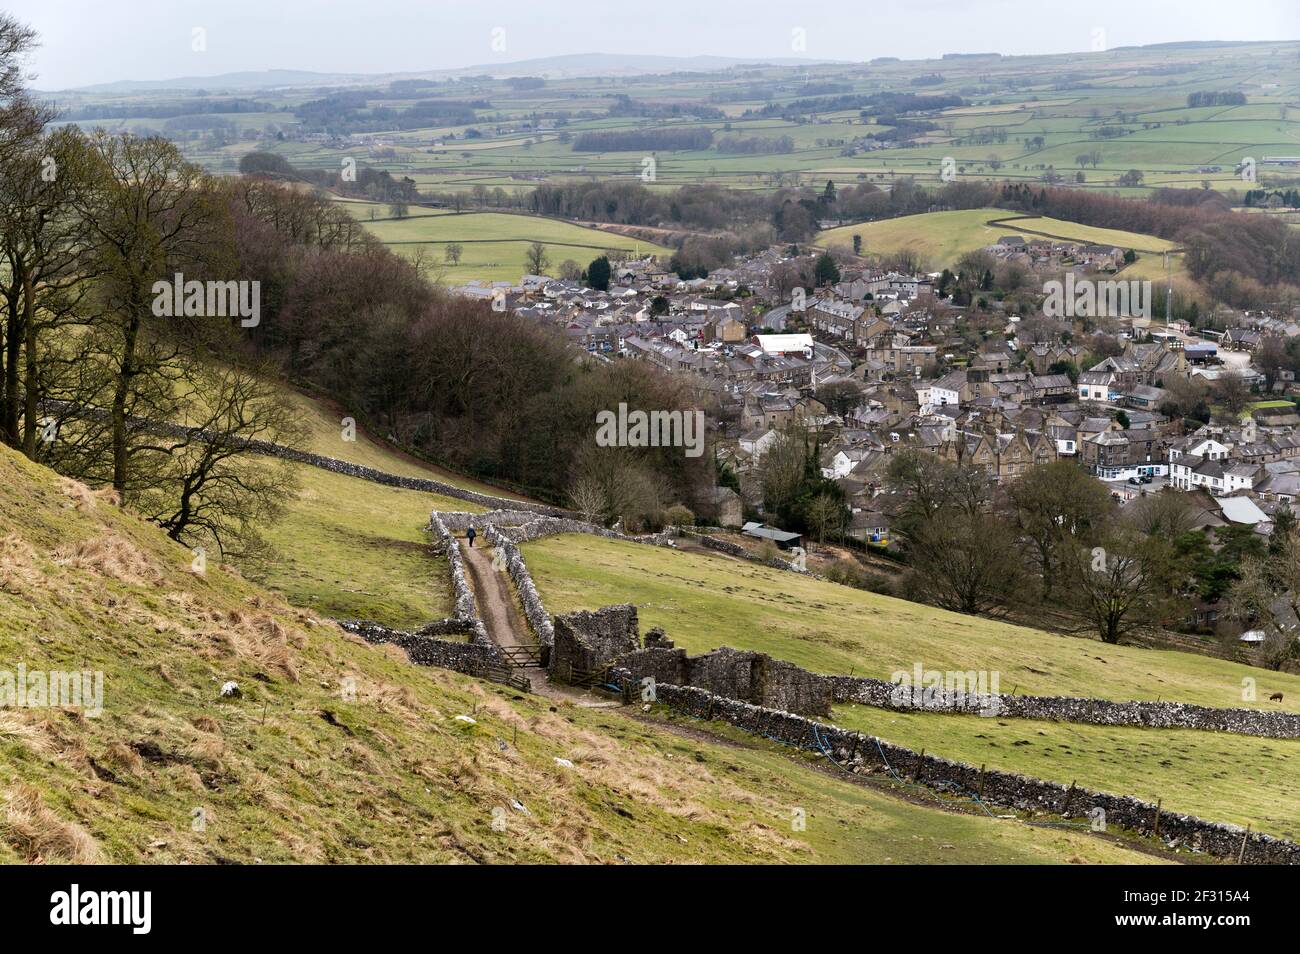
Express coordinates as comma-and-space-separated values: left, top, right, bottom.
14, 0, 1300, 91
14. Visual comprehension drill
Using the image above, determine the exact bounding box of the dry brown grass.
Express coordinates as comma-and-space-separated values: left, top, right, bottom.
56, 477, 119, 512
1, 784, 102, 864
190, 715, 220, 735
0, 533, 42, 593
199, 610, 305, 682
0, 711, 52, 757
54, 534, 163, 586
103, 741, 145, 777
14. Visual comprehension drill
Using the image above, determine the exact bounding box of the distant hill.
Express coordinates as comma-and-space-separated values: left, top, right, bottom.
52, 53, 838, 94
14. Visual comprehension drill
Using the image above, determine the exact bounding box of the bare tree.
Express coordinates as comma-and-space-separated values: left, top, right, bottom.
0, 125, 92, 454
1212, 369, 1251, 419
525, 241, 550, 276
1005, 460, 1112, 597
887, 449, 1019, 615
1059, 527, 1169, 644
68, 132, 228, 498
805, 491, 845, 544
137, 358, 303, 557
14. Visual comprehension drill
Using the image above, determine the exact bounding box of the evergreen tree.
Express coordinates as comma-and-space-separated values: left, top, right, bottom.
814, 252, 840, 287
586, 254, 611, 291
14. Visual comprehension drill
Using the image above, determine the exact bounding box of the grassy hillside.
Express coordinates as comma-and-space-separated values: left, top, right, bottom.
245, 460, 463, 627
521, 534, 1300, 842
0, 445, 1158, 864
338, 200, 673, 283
520, 534, 1300, 710
278, 384, 531, 498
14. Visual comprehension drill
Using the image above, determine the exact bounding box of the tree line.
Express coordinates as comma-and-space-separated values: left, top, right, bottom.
571, 127, 714, 153
882, 448, 1298, 668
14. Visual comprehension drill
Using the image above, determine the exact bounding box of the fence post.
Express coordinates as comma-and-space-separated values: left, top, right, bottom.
916, 749, 925, 783
1153, 799, 1162, 839
1238, 825, 1251, 864
978, 763, 986, 801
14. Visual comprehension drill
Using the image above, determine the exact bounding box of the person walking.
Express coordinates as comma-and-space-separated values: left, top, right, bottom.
466, 526, 476, 548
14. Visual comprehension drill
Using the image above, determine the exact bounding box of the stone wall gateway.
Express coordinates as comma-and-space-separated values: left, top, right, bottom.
550, 605, 640, 681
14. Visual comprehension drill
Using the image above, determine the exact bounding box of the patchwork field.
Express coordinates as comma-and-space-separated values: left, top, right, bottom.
153, 41, 1300, 206
520, 534, 1300, 710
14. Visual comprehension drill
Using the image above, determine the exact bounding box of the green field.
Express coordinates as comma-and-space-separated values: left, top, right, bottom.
245, 459, 464, 628
521, 533, 1300, 840
832, 705, 1300, 840
520, 534, 1300, 710
232, 386, 513, 627
816, 207, 1186, 279
339, 200, 672, 283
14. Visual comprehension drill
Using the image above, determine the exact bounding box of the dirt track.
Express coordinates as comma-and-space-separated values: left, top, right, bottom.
457, 536, 618, 707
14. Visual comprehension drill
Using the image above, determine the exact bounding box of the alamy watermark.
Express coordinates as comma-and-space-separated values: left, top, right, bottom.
889, 662, 1002, 716
595, 402, 704, 458
50, 884, 150, 934
151, 273, 261, 327
1042, 274, 1151, 320
0, 665, 103, 717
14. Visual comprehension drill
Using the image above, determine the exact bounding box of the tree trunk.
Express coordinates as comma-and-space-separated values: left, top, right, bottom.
21, 269, 36, 458
111, 311, 141, 497
2, 288, 19, 448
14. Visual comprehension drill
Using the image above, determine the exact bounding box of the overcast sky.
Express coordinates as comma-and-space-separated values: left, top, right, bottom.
13, 0, 1300, 90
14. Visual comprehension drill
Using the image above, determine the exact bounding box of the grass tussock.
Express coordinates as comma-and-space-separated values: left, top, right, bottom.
54, 534, 163, 586
1, 785, 102, 864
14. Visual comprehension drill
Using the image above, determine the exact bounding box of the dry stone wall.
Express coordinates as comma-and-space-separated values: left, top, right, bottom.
42, 399, 567, 515
340, 620, 511, 681
674, 529, 808, 573
428, 512, 489, 644
481, 523, 555, 648
619, 646, 831, 717
826, 675, 1300, 739
551, 605, 641, 679
498, 516, 674, 547
438, 510, 545, 531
